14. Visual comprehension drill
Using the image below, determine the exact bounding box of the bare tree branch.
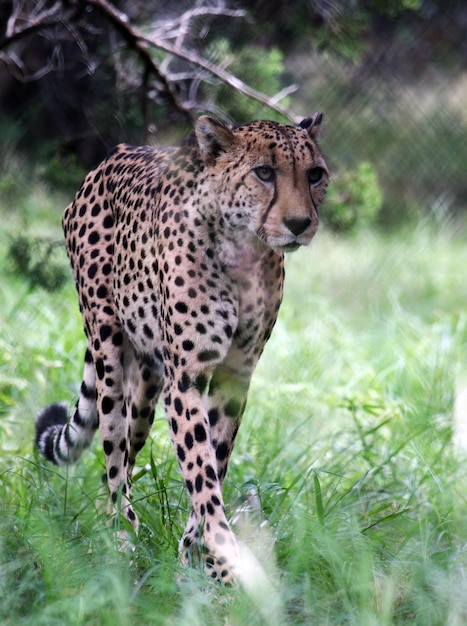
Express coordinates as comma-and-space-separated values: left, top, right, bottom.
86, 0, 299, 122
0, 0, 300, 124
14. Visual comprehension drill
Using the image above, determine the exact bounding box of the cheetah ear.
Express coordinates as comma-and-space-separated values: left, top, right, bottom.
195, 116, 235, 164
298, 112, 323, 139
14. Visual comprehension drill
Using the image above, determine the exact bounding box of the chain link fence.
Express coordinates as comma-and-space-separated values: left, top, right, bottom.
291, 42, 467, 229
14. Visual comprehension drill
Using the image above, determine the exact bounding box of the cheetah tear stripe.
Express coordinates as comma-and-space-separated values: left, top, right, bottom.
35, 114, 329, 584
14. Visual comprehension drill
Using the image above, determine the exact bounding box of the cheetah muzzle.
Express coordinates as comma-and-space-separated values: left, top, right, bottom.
35, 114, 329, 585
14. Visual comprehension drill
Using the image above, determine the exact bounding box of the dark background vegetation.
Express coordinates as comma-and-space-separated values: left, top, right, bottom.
0, 0, 466, 277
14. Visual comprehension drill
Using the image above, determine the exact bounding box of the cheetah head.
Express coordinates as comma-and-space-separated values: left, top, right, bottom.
195, 114, 329, 253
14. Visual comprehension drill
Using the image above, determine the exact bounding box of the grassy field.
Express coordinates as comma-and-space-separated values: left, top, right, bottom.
1, 188, 467, 624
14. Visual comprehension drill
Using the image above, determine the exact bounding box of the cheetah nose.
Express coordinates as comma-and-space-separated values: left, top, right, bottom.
283, 216, 312, 237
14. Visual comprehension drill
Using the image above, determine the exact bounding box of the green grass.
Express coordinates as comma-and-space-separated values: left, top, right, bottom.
1, 190, 467, 624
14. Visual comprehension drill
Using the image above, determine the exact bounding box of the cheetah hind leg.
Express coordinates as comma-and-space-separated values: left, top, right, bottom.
100, 351, 163, 550
126, 354, 163, 472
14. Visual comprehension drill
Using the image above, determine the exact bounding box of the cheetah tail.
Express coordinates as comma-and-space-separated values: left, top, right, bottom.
35, 348, 99, 466
35, 398, 98, 466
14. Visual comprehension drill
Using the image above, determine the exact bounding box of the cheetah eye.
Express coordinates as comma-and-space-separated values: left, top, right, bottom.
254, 166, 276, 183
308, 167, 325, 186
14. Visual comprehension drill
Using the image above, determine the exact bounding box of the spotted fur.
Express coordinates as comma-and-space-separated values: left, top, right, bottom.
35, 114, 328, 583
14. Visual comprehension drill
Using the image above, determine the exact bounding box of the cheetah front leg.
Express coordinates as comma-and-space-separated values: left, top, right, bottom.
178, 365, 249, 578
205, 365, 250, 483
165, 373, 243, 584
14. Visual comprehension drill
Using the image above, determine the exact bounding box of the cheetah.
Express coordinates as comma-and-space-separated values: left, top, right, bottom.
35, 114, 329, 584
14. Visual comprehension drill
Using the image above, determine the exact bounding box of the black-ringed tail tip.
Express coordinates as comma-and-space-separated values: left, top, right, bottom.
35, 402, 69, 464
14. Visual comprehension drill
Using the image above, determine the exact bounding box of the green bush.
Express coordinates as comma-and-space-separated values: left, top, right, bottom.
323, 161, 383, 233
7, 234, 68, 292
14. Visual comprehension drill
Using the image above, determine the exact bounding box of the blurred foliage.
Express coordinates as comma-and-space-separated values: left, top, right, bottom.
0, 166, 21, 201
324, 162, 383, 233
0, 123, 32, 203
206, 39, 290, 121
7, 235, 68, 292
39, 145, 87, 194
244, 0, 435, 62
